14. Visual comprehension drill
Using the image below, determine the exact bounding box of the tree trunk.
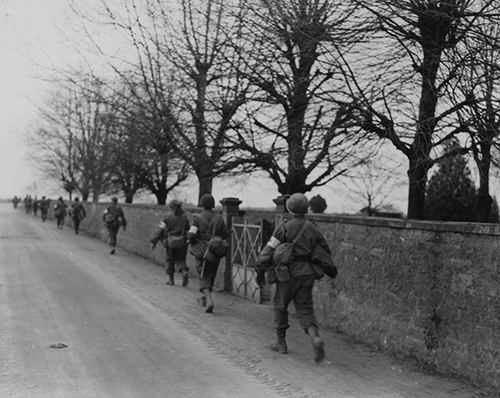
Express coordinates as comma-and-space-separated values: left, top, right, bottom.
406, 15, 446, 220
407, 157, 428, 219
124, 193, 134, 204
155, 186, 167, 205
278, 171, 308, 195
197, 174, 213, 203
477, 143, 492, 222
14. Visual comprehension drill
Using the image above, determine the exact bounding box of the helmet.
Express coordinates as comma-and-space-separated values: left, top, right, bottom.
286, 193, 309, 215
199, 194, 215, 209
168, 199, 182, 209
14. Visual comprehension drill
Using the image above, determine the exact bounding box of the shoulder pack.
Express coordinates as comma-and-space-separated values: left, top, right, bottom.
202, 212, 228, 259
271, 220, 308, 282
104, 207, 119, 224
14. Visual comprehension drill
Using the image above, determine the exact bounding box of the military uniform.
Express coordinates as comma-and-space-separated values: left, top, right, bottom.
103, 201, 127, 254
33, 197, 39, 216
151, 211, 190, 286
190, 209, 228, 291
70, 200, 86, 234
54, 198, 67, 229
257, 193, 334, 363
259, 218, 330, 331
39, 197, 50, 222
187, 194, 228, 313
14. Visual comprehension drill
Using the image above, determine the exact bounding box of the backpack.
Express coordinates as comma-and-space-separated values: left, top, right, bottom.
271, 220, 308, 282
203, 213, 228, 259
104, 207, 120, 225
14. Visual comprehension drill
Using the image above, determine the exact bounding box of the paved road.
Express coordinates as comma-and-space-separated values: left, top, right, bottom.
0, 204, 492, 398
0, 204, 281, 398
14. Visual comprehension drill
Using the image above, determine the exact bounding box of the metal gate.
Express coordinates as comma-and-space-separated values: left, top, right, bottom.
231, 216, 270, 303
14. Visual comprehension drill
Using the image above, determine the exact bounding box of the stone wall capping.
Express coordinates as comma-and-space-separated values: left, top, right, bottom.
305, 213, 500, 236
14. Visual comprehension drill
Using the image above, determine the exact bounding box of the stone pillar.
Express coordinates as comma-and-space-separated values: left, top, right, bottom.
221, 197, 242, 293
273, 195, 290, 213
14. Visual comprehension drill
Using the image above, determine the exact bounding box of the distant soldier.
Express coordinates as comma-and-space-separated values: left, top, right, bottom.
39, 196, 50, 222
151, 200, 190, 286
12, 195, 20, 209
33, 196, 39, 216
103, 197, 127, 255
187, 194, 228, 314
24, 195, 33, 214
53, 197, 67, 230
70, 197, 86, 235
256, 193, 337, 364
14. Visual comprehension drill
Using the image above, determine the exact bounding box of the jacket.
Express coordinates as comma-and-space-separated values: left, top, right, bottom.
258, 216, 333, 278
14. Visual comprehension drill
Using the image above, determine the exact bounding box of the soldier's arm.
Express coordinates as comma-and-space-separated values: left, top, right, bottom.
256, 224, 285, 272
187, 214, 200, 242
150, 220, 166, 245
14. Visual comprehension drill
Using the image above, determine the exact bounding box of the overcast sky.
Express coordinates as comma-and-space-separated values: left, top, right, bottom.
0, 0, 69, 199
0, 1, 406, 213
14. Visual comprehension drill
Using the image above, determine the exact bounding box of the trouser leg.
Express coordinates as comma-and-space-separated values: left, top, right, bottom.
199, 260, 219, 293
107, 226, 119, 251
165, 248, 175, 285
292, 275, 325, 363
292, 275, 318, 332
199, 260, 219, 313
272, 279, 297, 332
165, 248, 175, 275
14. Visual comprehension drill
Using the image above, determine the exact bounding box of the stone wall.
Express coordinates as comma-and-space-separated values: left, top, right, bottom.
306, 214, 500, 390
45, 201, 499, 389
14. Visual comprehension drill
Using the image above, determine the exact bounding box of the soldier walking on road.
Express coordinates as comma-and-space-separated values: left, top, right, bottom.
103, 197, 127, 255
187, 194, 228, 314
70, 197, 86, 235
39, 196, 50, 222
54, 197, 67, 230
12, 195, 20, 209
150, 200, 190, 286
33, 196, 39, 216
24, 195, 33, 214
256, 193, 337, 363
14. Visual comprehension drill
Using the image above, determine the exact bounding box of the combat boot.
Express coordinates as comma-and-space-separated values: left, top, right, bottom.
307, 326, 325, 363
166, 274, 174, 286
269, 329, 287, 354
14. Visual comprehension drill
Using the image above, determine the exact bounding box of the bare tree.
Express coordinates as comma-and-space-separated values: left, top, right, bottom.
227, 0, 367, 194
453, 22, 500, 221
71, 0, 249, 201
101, 84, 190, 204
346, 0, 500, 219
28, 78, 116, 202
340, 154, 406, 216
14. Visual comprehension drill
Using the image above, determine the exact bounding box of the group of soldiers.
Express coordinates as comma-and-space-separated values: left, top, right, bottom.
13, 195, 51, 221
145, 192, 336, 363
15, 195, 87, 232
15, 191, 337, 363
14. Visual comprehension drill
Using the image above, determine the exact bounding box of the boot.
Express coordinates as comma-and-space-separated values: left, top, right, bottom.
307, 327, 325, 363
269, 329, 287, 354
182, 271, 189, 287
204, 290, 214, 313
166, 274, 174, 286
